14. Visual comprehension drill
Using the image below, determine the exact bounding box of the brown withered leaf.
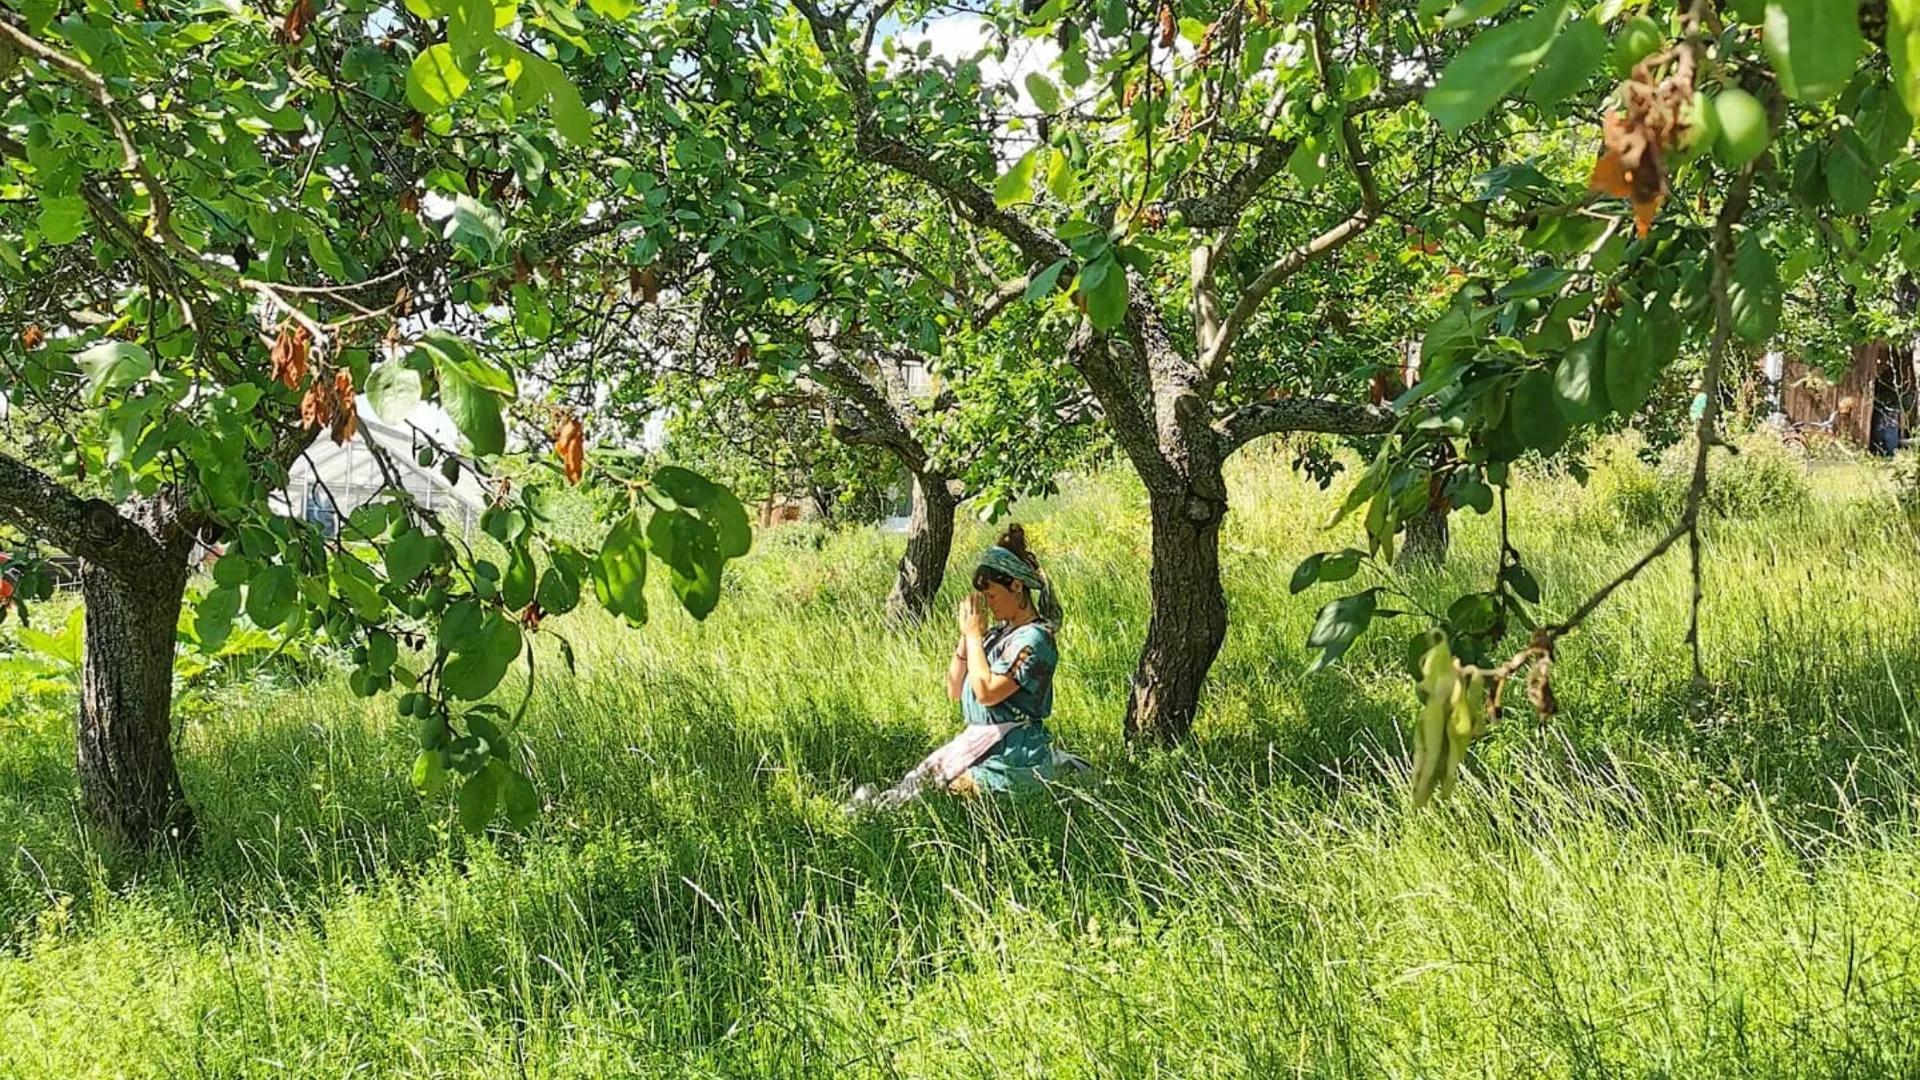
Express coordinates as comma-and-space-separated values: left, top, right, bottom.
636, 264, 660, 303
519, 602, 544, 630
553, 413, 585, 485
277, 0, 315, 44
22, 325, 44, 350
1158, 3, 1175, 47
1588, 113, 1667, 239
299, 379, 332, 431
330, 370, 358, 444
270, 321, 312, 389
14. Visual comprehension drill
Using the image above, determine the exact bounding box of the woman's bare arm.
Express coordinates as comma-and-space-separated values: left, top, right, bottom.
946, 638, 968, 701
965, 643, 1028, 707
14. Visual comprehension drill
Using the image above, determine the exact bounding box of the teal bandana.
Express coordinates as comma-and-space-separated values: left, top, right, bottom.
976, 546, 1063, 628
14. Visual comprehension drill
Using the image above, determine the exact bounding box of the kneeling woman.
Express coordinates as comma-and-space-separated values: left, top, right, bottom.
851, 526, 1068, 809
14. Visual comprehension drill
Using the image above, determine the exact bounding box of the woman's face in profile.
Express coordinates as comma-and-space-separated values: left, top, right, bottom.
978, 580, 1025, 622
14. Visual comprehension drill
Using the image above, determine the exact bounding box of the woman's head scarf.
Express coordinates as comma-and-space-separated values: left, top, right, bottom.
975, 545, 1063, 628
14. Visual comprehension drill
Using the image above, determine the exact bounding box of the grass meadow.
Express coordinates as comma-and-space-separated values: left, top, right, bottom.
4, 440, 1920, 1077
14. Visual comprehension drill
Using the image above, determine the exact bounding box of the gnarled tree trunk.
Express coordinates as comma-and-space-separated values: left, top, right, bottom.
74, 555, 195, 847
1396, 502, 1451, 569
1126, 487, 1230, 743
885, 469, 956, 622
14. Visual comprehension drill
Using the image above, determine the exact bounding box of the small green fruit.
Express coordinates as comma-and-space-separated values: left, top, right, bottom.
1611, 15, 1662, 75
1712, 89, 1769, 169
1672, 90, 1719, 164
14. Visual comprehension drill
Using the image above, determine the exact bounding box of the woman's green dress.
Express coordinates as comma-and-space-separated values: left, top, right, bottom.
959, 620, 1059, 792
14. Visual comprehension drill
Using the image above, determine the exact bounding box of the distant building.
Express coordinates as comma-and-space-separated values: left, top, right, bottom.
272, 416, 486, 537
1763, 342, 1920, 454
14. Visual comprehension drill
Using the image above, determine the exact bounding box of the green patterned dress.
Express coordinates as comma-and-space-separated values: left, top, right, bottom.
960, 621, 1059, 792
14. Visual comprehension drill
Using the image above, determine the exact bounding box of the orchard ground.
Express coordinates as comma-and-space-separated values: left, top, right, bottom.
5, 439, 1920, 1077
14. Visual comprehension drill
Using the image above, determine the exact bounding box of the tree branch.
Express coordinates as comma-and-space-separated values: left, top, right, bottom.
789, 0, 1070, 269
1216, 396, 1398, 451
1199, 23, 1393, 378
0, 452, 168, 573
1163, 83, 1419, 231
0, 14, 175, 244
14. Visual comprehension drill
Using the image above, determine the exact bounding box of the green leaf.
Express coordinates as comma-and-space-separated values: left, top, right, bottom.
1425, 0, 1570, 133
444, 193, 504, 258
995, 147, 1042, 209
442, 613, 522, 700
1446, 592, 1499, 635
1025, 72, 1061, 113
1442, 0, 1514, 28
194, 584, 241, 652
1525, 17, 1606, 109
535, 561, 581, 616
386, 528, 439, 586
501, 766, 539, 827
212, 553, 253, 587
516, 50, 594, 145
449, 0, 498, 58
1495, 266, 1572, 300
1892, 0, 1920, 118
1825, 130, 1875, 214
412, 748, 449, 796
1081, 254, 1128, 330
1855, 84, 1910, 165
435, 352, 506, 457
650, 466, 751, 558
1510, 369, 1570, 453
587, 0, 635, 17
1603, 296, 1657, 414
1025, 258, 1070, 301
502, 544, 536, 610
1552, 324, 1610, 422
1289, 553, 1326, 594
305, 226, 346, 280
591, 511, 648, 625
37, 195, 86, 245
1764, 0, 1864, 102
439, 598, 486, 653
1319, 549, 1364, 583
1305, 589, 1378, 672
407, 43, 471, 113
457, 759, 500, 833
245, 565, 297, 630
1443, 0, 1512, 27
647, 508, 724, 619
366, 361, 423, 423
77, 342, 153, 404
332, 556, 390, 621
1288, 131, 1330, 189
1504, 563, 1543, 604
1046, 148, 1077, 203
1728, 231, 1781, 343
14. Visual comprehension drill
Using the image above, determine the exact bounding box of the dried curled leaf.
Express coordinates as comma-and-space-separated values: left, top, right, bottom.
299, 379, 332, 431
21, 325, 44, 349
1589, 113, 1667, 239
553, 413, 585, 485
1526, 653, 1558, 719
277, 0, 315, 45
270, 321, 312, 389
1158, 3, 1175, 47
330, 369, 358, 444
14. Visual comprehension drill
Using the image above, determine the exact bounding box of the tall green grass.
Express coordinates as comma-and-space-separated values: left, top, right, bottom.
4, 444, 1920, 1077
